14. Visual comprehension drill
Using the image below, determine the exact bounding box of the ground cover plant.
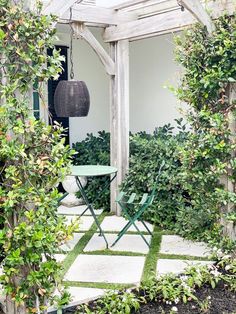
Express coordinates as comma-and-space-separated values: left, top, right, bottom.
65, 253, 236, 314
0, 1, 76, 313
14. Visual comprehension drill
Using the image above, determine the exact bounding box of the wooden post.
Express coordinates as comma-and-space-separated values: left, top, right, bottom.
110, 40, 130, 215
221, 83, 236, 240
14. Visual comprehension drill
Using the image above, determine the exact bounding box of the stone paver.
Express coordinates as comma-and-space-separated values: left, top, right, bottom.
65, 255, 145, 284
157, 259, 214, 275
100, 216, 153, 233
60, 233, 84, 252
66, 287, 106, 306
58, 205, 103, 216
65, 215, 94, 231
160, 235, 211, 257
84, 233, 151, 254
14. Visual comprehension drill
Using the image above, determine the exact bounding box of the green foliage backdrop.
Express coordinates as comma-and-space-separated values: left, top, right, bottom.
174, 14, 236, 240
0, 1, 76, 313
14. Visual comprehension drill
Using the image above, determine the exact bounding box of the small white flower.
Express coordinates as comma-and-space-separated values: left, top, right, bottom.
207, 296, 211, 300
174, 297, 180, 304
210, 269, 220, 277
222, 255, 231, 260
171, 306, 178, 312
225, 265, 231, 271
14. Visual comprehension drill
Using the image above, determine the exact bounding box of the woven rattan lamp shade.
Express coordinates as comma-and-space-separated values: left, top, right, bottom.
54, 80, 90, 117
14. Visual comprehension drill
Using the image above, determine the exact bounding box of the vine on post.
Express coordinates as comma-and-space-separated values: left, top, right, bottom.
0, 1, 76, 313
175, 14, 236, 243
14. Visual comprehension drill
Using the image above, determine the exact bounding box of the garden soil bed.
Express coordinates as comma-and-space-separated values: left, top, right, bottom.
62, 281, 236, 314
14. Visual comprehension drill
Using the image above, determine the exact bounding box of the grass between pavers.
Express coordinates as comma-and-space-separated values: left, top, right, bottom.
83, 250, 146, 256
60, 211, 107, 278
157, 253, 213, 261
63, 281, 134, 290
141, 226, 162, 283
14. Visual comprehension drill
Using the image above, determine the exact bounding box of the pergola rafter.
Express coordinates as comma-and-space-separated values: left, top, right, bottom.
41, 0, 235, 214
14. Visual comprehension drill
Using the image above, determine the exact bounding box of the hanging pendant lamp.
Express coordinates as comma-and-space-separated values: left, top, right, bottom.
54, 9, 90, 118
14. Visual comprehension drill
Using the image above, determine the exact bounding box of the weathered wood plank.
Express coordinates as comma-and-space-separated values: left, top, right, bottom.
43, 0, 78, 17
110, 40, 130, 215
104, 0, 235, 42
72, 23, 115, 76
111, 0, 150, 10
109, 42, 118, 214
179, 0, 215, 34
62, 4, 137, 25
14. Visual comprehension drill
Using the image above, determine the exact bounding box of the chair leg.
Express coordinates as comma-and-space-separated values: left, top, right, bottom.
111, 204, 151, 248
141, 220, 152, 236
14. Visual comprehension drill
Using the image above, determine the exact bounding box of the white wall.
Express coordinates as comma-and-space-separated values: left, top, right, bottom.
56, 26, 183, 144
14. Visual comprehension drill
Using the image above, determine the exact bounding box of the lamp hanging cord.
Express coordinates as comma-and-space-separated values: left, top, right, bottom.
69, 0, 83, 80
69, 7, 75, 80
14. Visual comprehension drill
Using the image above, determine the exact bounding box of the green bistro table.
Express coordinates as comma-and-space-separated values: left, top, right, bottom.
69, 165, 118, 248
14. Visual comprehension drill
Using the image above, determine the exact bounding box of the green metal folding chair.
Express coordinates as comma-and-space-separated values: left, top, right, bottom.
111, 161, 165, 248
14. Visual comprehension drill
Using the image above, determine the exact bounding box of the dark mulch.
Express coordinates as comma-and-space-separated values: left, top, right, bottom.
1, 282, 235, 314
137, 281, 236, 313
61, 281, 236, 314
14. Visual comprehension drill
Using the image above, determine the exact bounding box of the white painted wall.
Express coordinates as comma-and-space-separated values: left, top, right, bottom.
55, 26, 183, 144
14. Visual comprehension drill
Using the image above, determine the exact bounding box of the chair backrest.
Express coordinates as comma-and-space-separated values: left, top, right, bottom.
150, 160, 165, 198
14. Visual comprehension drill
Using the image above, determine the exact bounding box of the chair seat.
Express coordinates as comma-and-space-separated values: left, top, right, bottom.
116, 191, 153, 206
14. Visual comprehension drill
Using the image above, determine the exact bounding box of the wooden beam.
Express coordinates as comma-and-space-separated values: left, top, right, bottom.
104, 0, 235, 42
135, 0, 179, 18
112, 0, 149, 10
110, 40, 129, 215
42, 0, 78, 17
61, 4, 137, 25
72, 23, 115, 76
179, 0, 215, 34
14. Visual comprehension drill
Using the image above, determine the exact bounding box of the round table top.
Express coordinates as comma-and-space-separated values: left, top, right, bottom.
70, 165, 118, 177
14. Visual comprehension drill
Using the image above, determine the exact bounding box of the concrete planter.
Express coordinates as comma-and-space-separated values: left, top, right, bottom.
61, 175, 87, 207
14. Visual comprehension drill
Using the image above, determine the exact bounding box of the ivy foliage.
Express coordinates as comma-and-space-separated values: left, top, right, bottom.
174, 14, 236, 238
175, 14, 236, 112
0, 1, 76, 313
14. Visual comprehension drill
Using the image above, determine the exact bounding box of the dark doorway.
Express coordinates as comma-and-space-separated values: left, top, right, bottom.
48, 46, 70, 145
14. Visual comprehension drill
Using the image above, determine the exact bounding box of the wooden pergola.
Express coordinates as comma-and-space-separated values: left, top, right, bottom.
42, 0, 234, 214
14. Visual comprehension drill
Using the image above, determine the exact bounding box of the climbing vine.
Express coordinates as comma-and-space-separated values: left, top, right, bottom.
174, 14, 236, 241
0, 1, 76, 313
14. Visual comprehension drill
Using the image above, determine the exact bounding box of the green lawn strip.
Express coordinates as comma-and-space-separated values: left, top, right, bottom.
157, 253, 213, 261
60, 212, 107, 278
62, 281, 134, 290
102, 230, 150, 235
141, 226, 162, 283
83, 249, 145, 257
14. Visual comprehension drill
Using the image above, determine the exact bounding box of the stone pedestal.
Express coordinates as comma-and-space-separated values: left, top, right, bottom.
61, 175, 87, 207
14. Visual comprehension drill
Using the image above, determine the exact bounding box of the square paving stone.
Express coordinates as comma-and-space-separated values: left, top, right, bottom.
59, 233, 84, 252
66, 287, 106, 307
58, 205, 103, 216
84, 233, 151, 254
160, 235, 211, 257
157, 259, 214, 275
65, 216, 94, 231
65, 255, 145, 284
100, 216, 153, 233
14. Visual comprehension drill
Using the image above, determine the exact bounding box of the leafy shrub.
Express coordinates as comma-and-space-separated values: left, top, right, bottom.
73, 120, 189, 229
122, 120, 189, 228
73, 131, 110, 210
0, 1, 76, 312
174, 14, 236, 241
